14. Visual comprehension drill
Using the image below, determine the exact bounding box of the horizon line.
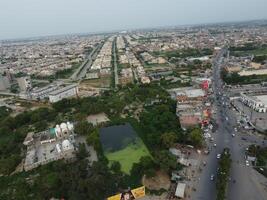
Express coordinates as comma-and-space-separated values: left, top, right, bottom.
1, 18, 266, 43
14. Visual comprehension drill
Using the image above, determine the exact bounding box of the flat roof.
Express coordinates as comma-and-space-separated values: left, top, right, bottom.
49, 84, 77, 96
175, 183, 186, 198
255, 95, 267, 105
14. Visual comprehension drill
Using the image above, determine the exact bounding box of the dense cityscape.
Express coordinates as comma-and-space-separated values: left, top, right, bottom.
0, 5, 267, 200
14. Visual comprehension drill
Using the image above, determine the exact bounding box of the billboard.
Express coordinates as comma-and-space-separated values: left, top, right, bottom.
107, 186, 145, 200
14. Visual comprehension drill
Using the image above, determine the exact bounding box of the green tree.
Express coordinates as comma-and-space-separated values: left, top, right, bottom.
155, 150, 178, 173
110, 161, 121, 173
161, 132, 178, 148
75, 121, 93, 135
76, 143, 89, 160
86, 129, 101, 152
189, 128, 203, 147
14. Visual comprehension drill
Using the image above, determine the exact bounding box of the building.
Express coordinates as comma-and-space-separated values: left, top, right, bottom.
30, 82, 62, 100
17, 76, 32, 91
23, 122, 76, 171
179, 113, 202, 129
169, 87, 206, 102
48, 84, 78, 103
240, 93, 267, 113
0, 75, 11, 91
175, 183, 186, 199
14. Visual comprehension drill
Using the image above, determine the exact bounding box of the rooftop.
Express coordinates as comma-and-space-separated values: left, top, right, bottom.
49, 84, 77, 96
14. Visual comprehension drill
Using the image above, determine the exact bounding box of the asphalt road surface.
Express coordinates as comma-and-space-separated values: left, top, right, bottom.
192, 49, 267, 200
71, 43, 103, 81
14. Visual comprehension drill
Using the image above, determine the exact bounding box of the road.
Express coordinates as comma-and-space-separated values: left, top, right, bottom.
112, 37, 119, 87
71, 42, 103, 81
192, 49, 267, 200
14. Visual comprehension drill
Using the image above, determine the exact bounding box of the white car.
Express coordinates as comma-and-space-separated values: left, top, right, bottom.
246, 160, 249, 166
214, 143, 217, 147
217, 154, 221, 159
210, 174, 214, 181
232, 133, 235, 137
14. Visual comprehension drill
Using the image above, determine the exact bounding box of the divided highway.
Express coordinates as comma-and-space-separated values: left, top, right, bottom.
71, 42, 103, 81
192, 49, 267, 200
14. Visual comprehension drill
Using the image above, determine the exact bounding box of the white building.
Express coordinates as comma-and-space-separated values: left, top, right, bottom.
30, 83, 62, 100
49, 84, 78, 103
240, 93, 267, 113
0, 75, 11, 91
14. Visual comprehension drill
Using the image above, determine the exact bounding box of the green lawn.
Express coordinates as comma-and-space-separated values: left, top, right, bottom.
105, 139, 151, 174
232, 47, 267, 56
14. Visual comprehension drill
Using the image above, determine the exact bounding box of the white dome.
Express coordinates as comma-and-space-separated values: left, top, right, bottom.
67, 123, 74, 131
62, 139, 72, 151
60, 123, 67, 129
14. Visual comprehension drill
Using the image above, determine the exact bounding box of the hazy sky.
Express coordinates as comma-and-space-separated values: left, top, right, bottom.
0, 0, 267, 39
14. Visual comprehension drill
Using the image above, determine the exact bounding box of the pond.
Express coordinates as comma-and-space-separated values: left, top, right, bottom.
99, 123, 138, 152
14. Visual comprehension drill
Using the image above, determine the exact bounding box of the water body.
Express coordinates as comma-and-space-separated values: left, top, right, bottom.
100, 123, 138, 152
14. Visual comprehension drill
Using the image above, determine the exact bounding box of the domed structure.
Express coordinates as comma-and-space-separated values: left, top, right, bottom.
67, 122, 74, 131
55, 124, 62, 137
62, 139, 73, 151
60, 123, 67, 130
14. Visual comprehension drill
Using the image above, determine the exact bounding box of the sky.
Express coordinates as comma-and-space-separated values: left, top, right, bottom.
0, 0, 267, 40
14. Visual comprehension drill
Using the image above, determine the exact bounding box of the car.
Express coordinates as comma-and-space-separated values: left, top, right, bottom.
232, 134, 235, 137
217, 154, 221, 159
246, 160, 249, 166
225, 117, 229, 121
234, 128, 237, 132
214, 143, 217, 147
210, 174, 214, 181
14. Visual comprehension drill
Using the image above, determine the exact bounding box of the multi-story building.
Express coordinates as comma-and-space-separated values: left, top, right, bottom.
48, 84, 78, 103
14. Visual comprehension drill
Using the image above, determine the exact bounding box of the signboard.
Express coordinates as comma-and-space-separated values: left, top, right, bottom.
107, 186, 145, 200
131, 186, 145, 198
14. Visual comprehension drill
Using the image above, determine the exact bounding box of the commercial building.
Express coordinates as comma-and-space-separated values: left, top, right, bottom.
48, 84, 78, 103
30, 82, 62, 100
169, 87, 206, 102
240, 93, 267, 113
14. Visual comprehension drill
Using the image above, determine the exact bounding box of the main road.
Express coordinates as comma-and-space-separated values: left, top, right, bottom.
70, 42, 103, 81
192, 48, 267, 200
112, 37, 119, 88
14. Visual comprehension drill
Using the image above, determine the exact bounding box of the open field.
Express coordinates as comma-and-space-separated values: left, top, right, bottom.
105, 139, 151, 174
231, 47, 267, 56
81, 76, 111, 88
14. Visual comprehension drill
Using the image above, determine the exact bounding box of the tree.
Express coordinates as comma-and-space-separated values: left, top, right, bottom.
86, 129, 101, 152
189, 128, 203, 147
110, 161, 121, 174
76, 143, 89, 160
161, 132, 178, 148
155, 150, 178, 173
75, 121, 93, 135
